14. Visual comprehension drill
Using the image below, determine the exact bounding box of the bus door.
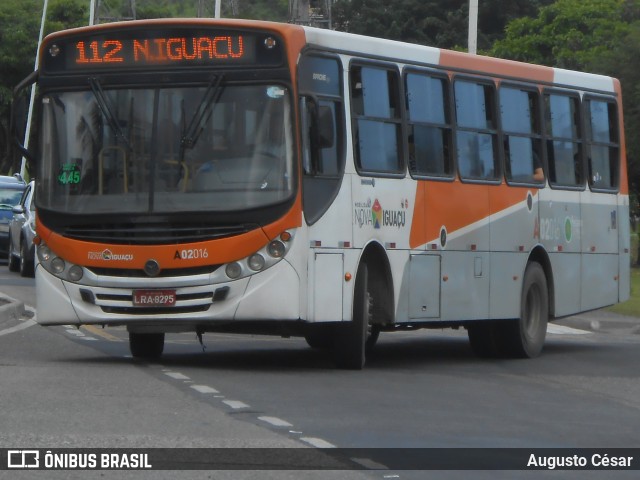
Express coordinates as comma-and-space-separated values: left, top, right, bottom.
298, 54, 347, 322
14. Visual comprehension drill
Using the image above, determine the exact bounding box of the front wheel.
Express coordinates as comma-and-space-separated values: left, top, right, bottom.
334, 263, 371, 370
129, 333, 165, 359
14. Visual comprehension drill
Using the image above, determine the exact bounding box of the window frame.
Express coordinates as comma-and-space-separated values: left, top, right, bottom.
583, 93, 620, 194
498, 82, 546, 188
452, 75, 501, 185
349, 60, 405, 178
404, 67, 455, 182
543, 88, 586, 191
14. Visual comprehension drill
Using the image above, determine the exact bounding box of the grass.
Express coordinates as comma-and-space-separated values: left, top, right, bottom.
608, 267, 640, 317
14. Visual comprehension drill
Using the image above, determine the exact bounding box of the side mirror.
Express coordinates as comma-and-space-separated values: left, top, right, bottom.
300, 96, 336, 175
12, 205, 24, 215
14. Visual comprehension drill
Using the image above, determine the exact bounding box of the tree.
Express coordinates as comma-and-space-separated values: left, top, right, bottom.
0, 0, 41, 174
332, 0, 554, 50
492, 0, 638, 69
0, 0, 88, 174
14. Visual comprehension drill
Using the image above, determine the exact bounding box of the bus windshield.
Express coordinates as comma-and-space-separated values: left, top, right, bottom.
37, 83, 294, 215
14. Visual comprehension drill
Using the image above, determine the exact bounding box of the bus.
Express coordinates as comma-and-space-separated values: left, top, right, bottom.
14, 18, 630, 369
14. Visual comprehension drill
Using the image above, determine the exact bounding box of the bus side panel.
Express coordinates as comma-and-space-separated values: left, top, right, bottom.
539, 189, 581, 317
427, 181, 491, 322
309, 253, 344, 322
580, 191, 620, 310
580, 254, 619, 311
549, 252, 581, 317
489, 252, 526, 319
488, 187, 540, 319
407, 254, 441, 319
441, 251, 490, 321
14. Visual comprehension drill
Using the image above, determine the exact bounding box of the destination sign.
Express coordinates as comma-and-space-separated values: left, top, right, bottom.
42, 28, 284, 73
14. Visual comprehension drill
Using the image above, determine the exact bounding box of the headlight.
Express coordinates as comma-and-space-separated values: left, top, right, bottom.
248, 254, 265, 271
225, 262, 242, 279
68, 265, 84, 281
38, 245, 52, 262
223, 230, 294, 280
51, 257, 65, 274
267, 240, 286, 258
37, 241, 85, 283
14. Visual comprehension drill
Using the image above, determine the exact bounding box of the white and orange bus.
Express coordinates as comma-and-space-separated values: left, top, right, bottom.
16, 19, 630, 368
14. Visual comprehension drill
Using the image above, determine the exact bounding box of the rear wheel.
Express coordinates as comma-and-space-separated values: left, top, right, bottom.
334, 263, 371, 370
468, 262, 548, 359
129, 333, 165, 359
505, 262, 548, 358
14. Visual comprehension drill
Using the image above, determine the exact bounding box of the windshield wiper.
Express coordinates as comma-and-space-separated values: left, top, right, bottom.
88, 77, 132, 151
179, 74, 225, 158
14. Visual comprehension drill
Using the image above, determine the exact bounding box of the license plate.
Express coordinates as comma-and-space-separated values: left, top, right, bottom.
133, 289, 176, 307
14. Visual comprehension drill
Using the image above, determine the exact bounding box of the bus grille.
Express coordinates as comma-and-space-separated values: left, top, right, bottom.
62, 223, 255, 245
86, 265, 221, 278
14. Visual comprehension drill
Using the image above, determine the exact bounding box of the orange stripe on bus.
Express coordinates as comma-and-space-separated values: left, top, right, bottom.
439, 50, 555, 83
410, 180, 538, 249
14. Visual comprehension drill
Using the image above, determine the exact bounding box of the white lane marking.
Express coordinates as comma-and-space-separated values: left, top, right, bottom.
190, 385, 219, 394
0, 318, 36, 337
65, 328, 86, 337
547, 324, 590, 335
300, 437, 336, 448
223, 400, 250, 410
258, 416, 293, 427
164, 372, 190, 380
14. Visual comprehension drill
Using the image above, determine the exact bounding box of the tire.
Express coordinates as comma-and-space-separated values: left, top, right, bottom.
19, 240, 34, 278
501, 262, 548, 358
8, 237, 19, 272
468, 263, 548, 359
129, 333, 165, 359
334, 263, 371, 370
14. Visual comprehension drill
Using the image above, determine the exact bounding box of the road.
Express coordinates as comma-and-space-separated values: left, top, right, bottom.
0, 267, 639, 479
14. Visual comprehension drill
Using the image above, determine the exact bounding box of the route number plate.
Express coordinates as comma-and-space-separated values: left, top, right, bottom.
133, 289, 176, 306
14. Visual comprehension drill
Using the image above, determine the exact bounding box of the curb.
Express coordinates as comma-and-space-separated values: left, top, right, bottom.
0, 293, 26, 328
557, 310, 640, 335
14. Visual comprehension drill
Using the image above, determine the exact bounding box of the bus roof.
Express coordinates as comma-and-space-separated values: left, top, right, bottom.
301, 25, 616, 94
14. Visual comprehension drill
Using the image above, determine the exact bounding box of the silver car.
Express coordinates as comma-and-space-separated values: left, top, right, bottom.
8, 180, 35, 277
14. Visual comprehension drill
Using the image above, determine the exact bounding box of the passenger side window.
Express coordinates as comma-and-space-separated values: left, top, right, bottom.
500, 86, 544, 185
351, 64, 403, 174
585, 98, 619, 191
454, 79, 499, 181
545, 93, 583, 188
405, 72, 453, 178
